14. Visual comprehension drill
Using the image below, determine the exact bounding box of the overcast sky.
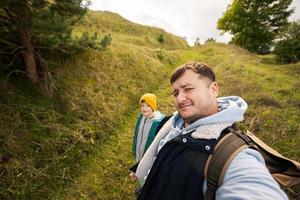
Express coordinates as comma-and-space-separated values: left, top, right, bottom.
89, 0, 300, 45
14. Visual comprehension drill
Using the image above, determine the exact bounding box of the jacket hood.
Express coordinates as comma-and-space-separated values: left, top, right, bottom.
137, 96, 248, 185
157, 96, 248, 151
152, 111, 164, 121
172, 96, 248, 132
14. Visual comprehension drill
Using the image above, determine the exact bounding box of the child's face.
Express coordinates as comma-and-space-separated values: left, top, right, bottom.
141, 102, 154, 118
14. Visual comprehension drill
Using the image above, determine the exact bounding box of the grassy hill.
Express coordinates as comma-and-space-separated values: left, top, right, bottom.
0, 10, 299, 199
75, 10, 189, 50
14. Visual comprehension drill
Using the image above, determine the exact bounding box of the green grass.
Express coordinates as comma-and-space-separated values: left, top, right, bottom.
56, 110, 137, 200
74, 10, 188, 50
56, 73, 177, 200
57, 42, 299, 199
0, 9, 184, 198
0, 10, 299, 200
178, 42, 299, 160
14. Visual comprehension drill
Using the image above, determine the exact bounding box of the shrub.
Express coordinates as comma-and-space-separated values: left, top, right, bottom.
274, 21, 300, 63
157, 48, 164, 60
194, 37, 201, 46
205, 38, 216, 43
100, 34, 112, 49
157, 34, 165, 44
78, 32, 98, 50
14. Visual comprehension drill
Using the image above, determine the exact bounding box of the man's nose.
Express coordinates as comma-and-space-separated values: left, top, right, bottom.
176, 91, 186, 102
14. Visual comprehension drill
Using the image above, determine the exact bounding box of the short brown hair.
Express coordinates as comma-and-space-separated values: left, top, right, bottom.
170, 62, 216, 84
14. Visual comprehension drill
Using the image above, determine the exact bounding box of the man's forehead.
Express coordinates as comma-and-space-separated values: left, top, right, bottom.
173, 83, 194, 88
172, 75, 211, 91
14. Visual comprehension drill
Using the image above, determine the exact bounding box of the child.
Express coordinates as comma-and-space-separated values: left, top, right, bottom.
132, 93, 164, 163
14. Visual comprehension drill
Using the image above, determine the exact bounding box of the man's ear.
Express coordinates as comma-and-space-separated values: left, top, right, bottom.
211, 82, 219, 97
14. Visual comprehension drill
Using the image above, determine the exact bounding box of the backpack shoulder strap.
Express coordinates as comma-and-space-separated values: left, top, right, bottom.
204, 130, 251, 200
245, 130, 300, 187
204, 129, 300, 200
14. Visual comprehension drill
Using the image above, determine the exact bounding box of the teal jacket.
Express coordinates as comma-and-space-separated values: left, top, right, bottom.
132, 112, 164, 159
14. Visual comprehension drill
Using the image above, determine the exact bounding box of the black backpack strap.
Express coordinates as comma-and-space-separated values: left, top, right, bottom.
204, 131, 251, 200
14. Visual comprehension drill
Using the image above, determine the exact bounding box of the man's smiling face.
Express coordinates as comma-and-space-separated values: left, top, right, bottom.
172, 69, 219, 126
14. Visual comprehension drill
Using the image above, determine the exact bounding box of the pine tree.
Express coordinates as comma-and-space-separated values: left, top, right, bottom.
0, 0, 91, 84
217, 0, 293, 54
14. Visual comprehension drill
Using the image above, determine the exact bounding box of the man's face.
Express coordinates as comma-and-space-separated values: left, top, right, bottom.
141, 102, 154, 119
172, 69, 219, 125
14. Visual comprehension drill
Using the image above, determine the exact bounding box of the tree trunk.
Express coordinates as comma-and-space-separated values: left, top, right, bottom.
16, 0, 39, 84
20, 28, 39, 84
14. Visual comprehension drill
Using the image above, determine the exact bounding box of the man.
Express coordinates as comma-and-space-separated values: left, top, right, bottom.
134, 62, 288, 199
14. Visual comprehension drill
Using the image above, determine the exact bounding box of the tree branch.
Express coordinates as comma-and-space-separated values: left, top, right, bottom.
0, 38, 21, 47
7, 52, 20, 67
0, 13, 11, 22
0, 47, 20, 55
4, 69, 27, 88
4, 8, 17, 23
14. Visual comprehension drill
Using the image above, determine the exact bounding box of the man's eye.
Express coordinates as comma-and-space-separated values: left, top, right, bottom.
185, 88, 193, 92
172, 91, 178, 97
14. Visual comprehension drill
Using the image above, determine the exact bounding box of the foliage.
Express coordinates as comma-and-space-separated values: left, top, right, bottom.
0, 9, 186, 200
0, 28, 180, 200
205, 38, 216, 43
0, 10, 299, 200
58, 42, 299, 200
0, 0, 94, 83
157, 33, 165, 44
274, 21, 300, 63
73, 31, 99, 52
74, 11, 188, 50
217, 0, 293, 54
194, 37, 201, 46
156, 48, 164, 60
100, 33, 112, 49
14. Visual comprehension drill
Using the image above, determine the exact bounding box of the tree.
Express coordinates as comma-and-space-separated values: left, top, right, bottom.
0, 0, 91, 84
274, 21, 300, 63
217, 0, 293, 54
158, 33, 165, 44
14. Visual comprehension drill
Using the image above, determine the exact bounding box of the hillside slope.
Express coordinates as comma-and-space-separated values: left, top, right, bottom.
59, 42, 300, 200
0, 10, 299, 200
0, 10, 186, 199
180, 43, 300, 161
75, 10, 189, 49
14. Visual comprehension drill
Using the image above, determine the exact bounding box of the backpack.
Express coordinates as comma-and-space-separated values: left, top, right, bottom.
204, 128, 300, 200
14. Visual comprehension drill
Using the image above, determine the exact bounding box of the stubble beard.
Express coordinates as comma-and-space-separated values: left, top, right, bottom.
178, 108, 206, 126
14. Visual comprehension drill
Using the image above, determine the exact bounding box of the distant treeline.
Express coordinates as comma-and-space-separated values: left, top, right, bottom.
217, 0, 300, 63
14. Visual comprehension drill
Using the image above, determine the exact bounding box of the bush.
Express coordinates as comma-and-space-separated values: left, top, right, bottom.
194, 37, 201, 46
157, 48, 164, 60
100, 34, 112, 49
205, 38, 216, 43
158, 34, 165, 44
78, 32, 98, 49
274, 21, 300, 63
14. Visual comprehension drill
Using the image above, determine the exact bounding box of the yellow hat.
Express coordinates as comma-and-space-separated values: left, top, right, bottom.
140, 93, 157, 111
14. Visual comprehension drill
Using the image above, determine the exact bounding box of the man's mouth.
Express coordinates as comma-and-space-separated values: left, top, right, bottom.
179, 103, 192, 110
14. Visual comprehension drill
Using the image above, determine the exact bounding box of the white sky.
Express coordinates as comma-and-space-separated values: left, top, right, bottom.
89, 0, 300, 45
